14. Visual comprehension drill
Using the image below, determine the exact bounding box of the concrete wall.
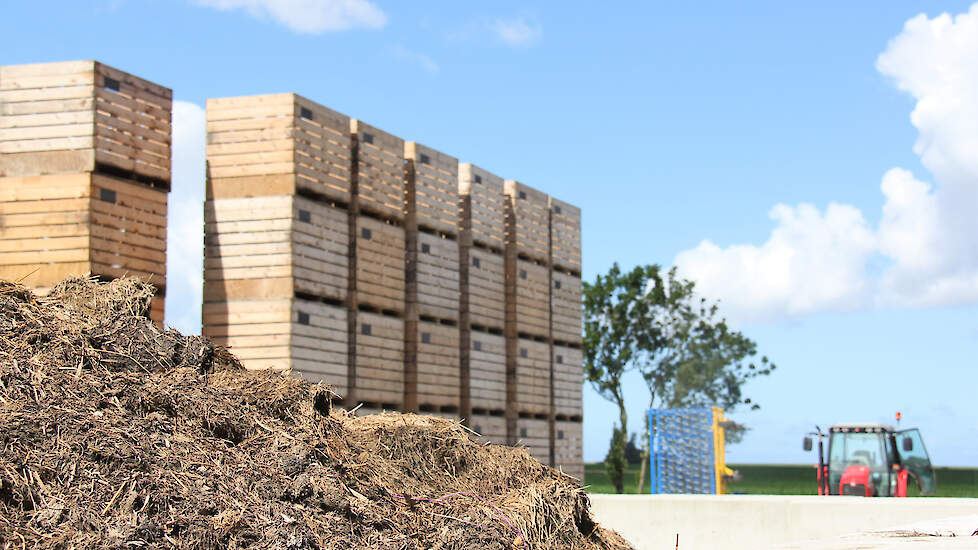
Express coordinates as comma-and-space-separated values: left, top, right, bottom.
589, 494, 978, 550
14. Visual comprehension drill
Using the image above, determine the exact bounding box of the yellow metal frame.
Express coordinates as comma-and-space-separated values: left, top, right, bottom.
712, 406, 733, 495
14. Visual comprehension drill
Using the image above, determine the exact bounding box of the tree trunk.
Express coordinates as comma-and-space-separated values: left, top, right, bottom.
615, 397, 628, 493
635, 396, 653, 493
604, 393, 629, 494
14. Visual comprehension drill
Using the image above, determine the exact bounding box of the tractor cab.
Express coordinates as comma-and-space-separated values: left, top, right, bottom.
803, 423, 936, 497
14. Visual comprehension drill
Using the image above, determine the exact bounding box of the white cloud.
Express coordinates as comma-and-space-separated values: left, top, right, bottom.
489, 16, 542, 47
676, 203, 876, 323
194, 0, 386, 33
393, 45, 439, 73
674, 4, 978, 323
165, 101, 206, 334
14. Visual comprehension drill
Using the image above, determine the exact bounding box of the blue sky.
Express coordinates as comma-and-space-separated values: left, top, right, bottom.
3, 1, 976, 465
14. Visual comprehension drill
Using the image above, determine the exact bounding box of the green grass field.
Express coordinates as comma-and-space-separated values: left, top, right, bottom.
584, 463, 978, 497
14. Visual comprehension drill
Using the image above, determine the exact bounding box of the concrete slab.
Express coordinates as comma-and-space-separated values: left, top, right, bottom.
588, 494, 978, 550
778, 515, 978, 549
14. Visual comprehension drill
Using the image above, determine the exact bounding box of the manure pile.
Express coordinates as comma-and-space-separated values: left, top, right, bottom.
0, 278, 631, 550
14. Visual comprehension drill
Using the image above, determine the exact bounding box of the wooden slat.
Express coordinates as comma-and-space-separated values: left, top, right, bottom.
0, 262, 93, 288
0, 61, 95, 92
0, 150, 95, 177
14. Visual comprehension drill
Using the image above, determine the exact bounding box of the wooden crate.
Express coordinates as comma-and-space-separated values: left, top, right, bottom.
504, 180, 549, 262
514, 258, 550, 338
204, 195, 348, 302
518, 417, 551, 465
551, 270, 582, 344
354, 311, 404, 407
416, 320, 460, 410
149, 295, 165, 326
465, 248, 505, 330
470, 413, 507, 446
355, 216, 404, 312
351, 119, 404, 220
291, 299, 348, 395
414, 231, 459, 321
201, 297, 347, 393
469, 331, 506, 413
553, 345, 583, 419
550, 197, 581, 273
459, 163, 505, 250
206, 94, 351, 203
516, 338, 550, 416
0, 61, 171, 184
89, 175, 168, 284
555, 420, 584, 480
0, 173, 167, 289
202, 298, 292, 372
405, 142, 458, 236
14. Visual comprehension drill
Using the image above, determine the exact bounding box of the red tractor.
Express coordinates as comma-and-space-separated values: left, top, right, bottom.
803, 423, 936, 497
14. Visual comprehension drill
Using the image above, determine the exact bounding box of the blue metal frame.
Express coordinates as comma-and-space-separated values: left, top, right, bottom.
649, 407, 716, 494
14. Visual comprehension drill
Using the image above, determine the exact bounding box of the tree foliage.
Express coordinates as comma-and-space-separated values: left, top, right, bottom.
638, 266, 775, 412
583, 264, 661, 493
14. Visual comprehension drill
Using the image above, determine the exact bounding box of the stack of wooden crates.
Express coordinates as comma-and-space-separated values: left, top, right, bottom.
349, 118, 406, 410
550, 198, 584, 480
0, 60, 584, 477
0, 61, 171, 324
199, 92, 583, 479
458, 164, 508, 447
501, 181, 584, 479
203, 94, 351, 395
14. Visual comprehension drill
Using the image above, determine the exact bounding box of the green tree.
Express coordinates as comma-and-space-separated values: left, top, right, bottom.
583, 264, 664, 493
604, 426, 627, 493
634, 266, 775, 492
584, 263, 776, 494
624, 432, 643, 465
